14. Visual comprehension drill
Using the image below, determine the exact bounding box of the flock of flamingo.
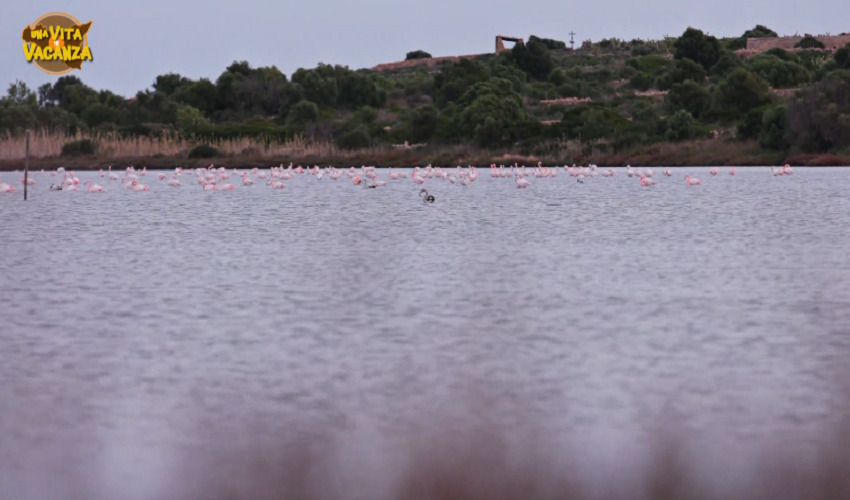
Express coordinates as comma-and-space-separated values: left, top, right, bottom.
0, 162, 797, 195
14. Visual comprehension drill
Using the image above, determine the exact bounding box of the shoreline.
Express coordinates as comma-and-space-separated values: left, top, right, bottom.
0, 149, 847, 172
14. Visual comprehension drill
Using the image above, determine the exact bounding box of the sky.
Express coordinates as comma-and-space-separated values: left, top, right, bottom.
4, 0, 849, 98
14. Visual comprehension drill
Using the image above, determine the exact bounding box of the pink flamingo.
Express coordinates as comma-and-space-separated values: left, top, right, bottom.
201, 181, 217, 191
167, 177, 182, 187
710, 167, 719, 176
783, 164, 794, 175
729, 167, 737, 175
241, 173, 255, 185
640, 175, 655, 186
84, 180, 104, 192
515, 176, 530, 188
271, 180, 286, 189
157, 173, 167, 180
664, 168, 672, 176
218, 183, 236, 190
0, 180, 15, 193
131, 180, 149, 191
684, 174, 701, 185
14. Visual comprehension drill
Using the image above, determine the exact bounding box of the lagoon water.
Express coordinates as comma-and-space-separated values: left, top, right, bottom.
1, 166, 850, 499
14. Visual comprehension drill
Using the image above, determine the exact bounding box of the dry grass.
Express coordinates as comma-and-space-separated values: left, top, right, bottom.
0, 130, 343, 160
2, 130, 847, 170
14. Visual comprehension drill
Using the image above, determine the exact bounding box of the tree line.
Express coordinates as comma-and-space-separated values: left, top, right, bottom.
2, 27, 850, 158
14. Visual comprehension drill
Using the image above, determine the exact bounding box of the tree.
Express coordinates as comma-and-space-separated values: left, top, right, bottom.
667, 80, 710, 118
674, 27, 723, 71
748, 55, 810, 88
795, 36, 825, 49
665, 109, 700, 141
728, 25, 778, 50
661, 57, 707, 88
786, 71, 850, 152
176, 104, 211, 129
40, 76, 83, 107
835, 43, 850, 69
3, 81, 37, 106
710, 52, 744, 78
759, 105, 788, 149
629, 71, 653, 91
409, 104, 439, 142
508, 37, 554, 81
153, 73, 191, 96
172, 78, 219, 118
528, 35, 567, 50
285, 99, 319, 129
406, 50, 432, 60
291, 67, 338, 108
433, 58, 490, 107
82, 103, 124, 128
714, 68, 772, 118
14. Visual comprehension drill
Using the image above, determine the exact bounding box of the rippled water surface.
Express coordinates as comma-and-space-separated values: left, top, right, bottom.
2, 166, 850, 498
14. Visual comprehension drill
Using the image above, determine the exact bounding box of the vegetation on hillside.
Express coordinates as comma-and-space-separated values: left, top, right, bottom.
3, 25, 850, 165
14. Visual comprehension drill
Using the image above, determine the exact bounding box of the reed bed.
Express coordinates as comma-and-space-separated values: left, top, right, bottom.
0, 130, 344, 160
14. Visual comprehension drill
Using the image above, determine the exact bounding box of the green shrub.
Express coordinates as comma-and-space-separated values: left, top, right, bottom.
188, 144, 219, 158
795, 36, 825, 49
406, 50, 432, 60
60, 139, 96, 157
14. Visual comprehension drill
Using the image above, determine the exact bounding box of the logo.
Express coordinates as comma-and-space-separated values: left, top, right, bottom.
22, 12, 93, 75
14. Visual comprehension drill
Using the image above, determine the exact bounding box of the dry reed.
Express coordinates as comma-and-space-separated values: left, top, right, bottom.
0, 130, 343, 160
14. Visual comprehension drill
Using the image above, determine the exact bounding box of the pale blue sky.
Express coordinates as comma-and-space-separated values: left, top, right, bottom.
5, 0, 849, 97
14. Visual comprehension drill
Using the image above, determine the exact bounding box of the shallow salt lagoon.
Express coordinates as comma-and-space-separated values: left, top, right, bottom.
1, 165, 849, 499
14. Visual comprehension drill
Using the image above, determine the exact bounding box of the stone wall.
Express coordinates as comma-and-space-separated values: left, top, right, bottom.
746, 34, 850, 51
372, 54, 484, 72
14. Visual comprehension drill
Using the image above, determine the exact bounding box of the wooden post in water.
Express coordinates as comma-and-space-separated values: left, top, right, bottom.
24, 129, 30, 200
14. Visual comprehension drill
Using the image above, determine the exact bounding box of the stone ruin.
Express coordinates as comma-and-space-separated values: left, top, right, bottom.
495, 35, 524, 53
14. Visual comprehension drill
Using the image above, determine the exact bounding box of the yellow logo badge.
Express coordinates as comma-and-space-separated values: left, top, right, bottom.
22, 12, 93, 75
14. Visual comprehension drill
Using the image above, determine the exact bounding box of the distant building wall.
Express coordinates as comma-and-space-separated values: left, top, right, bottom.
372, 54, 485, 72
746, 34, 850, 51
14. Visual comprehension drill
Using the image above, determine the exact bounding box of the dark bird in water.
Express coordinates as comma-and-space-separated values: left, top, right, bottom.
49, 184, 63, 191
419, 188, 435, 203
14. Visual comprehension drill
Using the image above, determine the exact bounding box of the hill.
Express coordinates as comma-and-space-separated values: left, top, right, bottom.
3, 26, 850, 169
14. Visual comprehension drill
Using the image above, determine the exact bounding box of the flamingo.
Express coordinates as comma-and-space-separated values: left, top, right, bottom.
167, 177, 182, 187
685, 174, 701, 185
271, 180, 286, 189
664, 168, 672, 176
710, 167, 719, 176
241, 173, 255, 185
640, 175, 655, 186
218, 183, 236, 191
729, 167, 737, 175
84, 180, 104, 192
0, 181, 15, 193
783, 164, 794, 175
419, 188, 435, 203
131, 180, 149, 191
516, 176, 530, 188
201, 181, 217, 191
157, 173, 167, 180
